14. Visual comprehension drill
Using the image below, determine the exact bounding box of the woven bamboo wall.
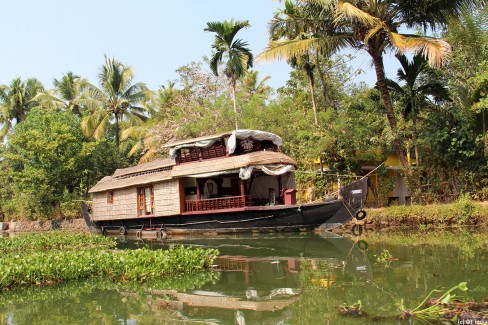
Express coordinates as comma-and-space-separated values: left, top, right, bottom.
93, 188, 137, 221
154, 180, 181, 216
93, 180, 181, 220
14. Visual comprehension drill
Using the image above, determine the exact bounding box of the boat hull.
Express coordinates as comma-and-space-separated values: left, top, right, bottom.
90, 200, 350, 234
85, 177, 368, 235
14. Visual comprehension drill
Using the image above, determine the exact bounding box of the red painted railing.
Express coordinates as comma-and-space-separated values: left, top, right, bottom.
185, 195, 251, 212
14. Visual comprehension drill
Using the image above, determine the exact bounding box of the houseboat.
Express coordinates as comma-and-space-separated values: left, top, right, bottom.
85, 130, 367, 236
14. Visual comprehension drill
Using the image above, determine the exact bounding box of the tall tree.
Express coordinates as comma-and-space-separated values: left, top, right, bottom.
36, 72, 90, 116
239, 71, 272, 99
0, 77, 44, 139
81, 56, 150, 146
205, 19, 254, 129
260, 0, 485, 169
268, 0, 321, 125
387, 53, 450, 165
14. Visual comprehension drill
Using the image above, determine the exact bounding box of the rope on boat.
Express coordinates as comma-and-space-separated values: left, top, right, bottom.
360, 162, 385, 180
116, 214, 277, 230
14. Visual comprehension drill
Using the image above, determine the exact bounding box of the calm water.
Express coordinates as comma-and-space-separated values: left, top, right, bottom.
0, 230, 487, 324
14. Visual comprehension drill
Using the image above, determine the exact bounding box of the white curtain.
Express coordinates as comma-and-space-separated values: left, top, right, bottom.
183, 164, 295, 180
169, 139, 218, 160
227, 130, 283, 154
239, 164, 295, 180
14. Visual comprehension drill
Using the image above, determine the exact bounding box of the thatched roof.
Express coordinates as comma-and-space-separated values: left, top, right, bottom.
112, 158, 175, 178
89, 158, 174, 193
89, 170, 173, 193
89, 151, 296, 193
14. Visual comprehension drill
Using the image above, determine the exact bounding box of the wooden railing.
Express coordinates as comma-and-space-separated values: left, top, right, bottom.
177, 145, 227, 164
185, 195, 251, 212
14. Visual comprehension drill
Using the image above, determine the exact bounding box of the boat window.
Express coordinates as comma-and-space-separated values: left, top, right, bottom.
137, 186, 154, 216
106, 192, 114, 204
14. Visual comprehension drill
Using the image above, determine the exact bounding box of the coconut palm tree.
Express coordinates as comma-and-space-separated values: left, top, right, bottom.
0, 77, 44, 139
205, 19, 254, 129
35, 72, 90, 117
387, 53, 450, 165
268, 0, 322, 125
260, 0, 485, 169
240, 71, 272, 99
81, 56, 150, 146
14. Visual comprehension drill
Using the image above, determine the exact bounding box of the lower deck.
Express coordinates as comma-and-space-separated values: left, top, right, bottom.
90, 199, 350, 233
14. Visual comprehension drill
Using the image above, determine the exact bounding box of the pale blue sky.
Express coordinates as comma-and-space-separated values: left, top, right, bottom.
0, 0, 391, 91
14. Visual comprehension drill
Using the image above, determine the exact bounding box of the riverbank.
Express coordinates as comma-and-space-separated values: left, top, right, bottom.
333, 200, 488, 233
1, 218, 88, 233
2, 200, 488, 234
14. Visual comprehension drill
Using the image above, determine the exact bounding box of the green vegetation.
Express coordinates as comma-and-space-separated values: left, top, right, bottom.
336, 282, 488, 323
367, 196, 488, 226
0, 2, 487, 221
0, 232, 218, 290
399, 282, 470, 321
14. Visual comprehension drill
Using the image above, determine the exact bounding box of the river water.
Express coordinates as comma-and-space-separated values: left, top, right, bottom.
0, 229, 487, 324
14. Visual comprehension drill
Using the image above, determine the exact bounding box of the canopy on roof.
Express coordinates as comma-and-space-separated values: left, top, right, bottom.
182, 164, 295, 180
168, 129, 283, 159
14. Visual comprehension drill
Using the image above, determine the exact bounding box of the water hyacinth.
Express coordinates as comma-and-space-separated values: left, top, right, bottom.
0, 232, 218, 290
0, 232, 116, 255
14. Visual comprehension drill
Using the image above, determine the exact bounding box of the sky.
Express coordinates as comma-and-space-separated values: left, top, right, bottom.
0, 0, 393, 92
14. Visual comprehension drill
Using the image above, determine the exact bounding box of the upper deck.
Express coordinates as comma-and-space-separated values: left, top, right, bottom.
163, 129, 283, 165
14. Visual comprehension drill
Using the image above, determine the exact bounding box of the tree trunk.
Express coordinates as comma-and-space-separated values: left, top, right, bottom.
115, 112, 120, 147
413, 117, 420, 166
231, 80, 239, 130
315, 52, 333, 110
371, 51, 409, 170
308, 77, 319, 126
303, 64, 318, 126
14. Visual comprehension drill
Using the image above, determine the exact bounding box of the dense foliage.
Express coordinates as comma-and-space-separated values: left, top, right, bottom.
0, 232, 218, 290
0, 3, 486, 221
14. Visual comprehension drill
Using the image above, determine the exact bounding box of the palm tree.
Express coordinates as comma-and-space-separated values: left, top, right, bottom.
386, 53, 450, 165
260, 0, 485, 169
0, 77, 44, 139
268, 0, 321, 125
239, 71, 271, 99
35, 72, 90, 117
81, 56, 150, 146
205, 19, 254, 129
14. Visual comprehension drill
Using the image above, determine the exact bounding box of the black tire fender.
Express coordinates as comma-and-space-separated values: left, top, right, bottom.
351, 224, 363, 237
156, 230, 167, 240
357, 240, 368, 250
355, 209, 367, 220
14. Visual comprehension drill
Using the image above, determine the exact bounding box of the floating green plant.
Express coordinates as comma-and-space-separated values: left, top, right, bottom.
0, 232, 116, 255
374, 249, 398, 267
399, 282, 469, 320
0, 232, 218, 290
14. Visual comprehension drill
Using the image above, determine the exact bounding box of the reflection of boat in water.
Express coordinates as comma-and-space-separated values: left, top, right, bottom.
119, 233, 373, 324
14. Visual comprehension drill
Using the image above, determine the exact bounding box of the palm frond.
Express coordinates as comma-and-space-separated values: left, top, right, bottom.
364, 22, 386, 44
91, 113, 111, 141
127, 141, 143, 158
258, 37, 331, 62
389, 33, 451, 67
336, 1, 381, 27
121, 125, 147, 141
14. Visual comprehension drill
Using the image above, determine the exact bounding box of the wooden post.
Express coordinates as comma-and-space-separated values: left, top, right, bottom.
196, 179, 201, 201
239, 179, 246, 197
